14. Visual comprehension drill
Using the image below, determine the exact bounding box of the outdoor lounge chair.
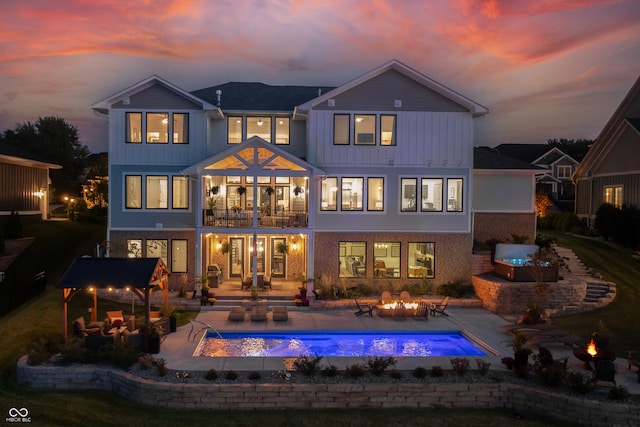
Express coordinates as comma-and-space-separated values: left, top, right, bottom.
430, 296, 449, 316
250, 305, 267, 321
227, 306, 246, 322
272, 306, 288, 321
354, 299, 373, 316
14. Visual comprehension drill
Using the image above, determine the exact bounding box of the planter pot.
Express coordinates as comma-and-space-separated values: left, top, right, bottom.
513, 349, 531, 378
145, 334, 161, 354
169, 316, 177, 333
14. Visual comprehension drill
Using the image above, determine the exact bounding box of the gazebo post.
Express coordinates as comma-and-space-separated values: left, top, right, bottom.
61, 289, 69, 344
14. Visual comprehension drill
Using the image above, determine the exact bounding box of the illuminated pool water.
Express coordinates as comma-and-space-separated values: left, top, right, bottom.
193, 330, 486, 358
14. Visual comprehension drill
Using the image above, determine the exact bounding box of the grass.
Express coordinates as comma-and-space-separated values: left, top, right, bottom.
539, 230, 640, 355
0, 222, 629, 426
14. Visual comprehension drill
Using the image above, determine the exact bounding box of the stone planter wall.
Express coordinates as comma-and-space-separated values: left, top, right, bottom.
16, 357, 638, 427
472, 273, 586, 315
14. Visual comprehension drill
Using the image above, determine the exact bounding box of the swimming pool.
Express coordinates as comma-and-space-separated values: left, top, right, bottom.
193, 330, 487, 358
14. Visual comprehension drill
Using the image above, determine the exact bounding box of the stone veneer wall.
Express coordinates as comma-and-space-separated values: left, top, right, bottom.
109, 230, 196, 290
473, 212, 535, 245
314, 232, 472, 287
472, 273, 587, 315
16, 357, 638, 426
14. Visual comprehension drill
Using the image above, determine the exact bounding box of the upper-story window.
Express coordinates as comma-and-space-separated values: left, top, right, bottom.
227, 116, 290, 144
125, 112, 189, 144
447, 178, 463, 212
334, 114, 397, 145
604, 185, 623, 208
125, 174, 190, 210
400, 176, 463, 213
321, 176, 385, 212
355, 115, 376, 145
557, 165, 572, 179
421, 178, 443, 211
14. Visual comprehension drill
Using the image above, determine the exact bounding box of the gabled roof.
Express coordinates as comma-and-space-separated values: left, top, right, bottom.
56, 257, 169, 289
295, 59, 489, 118
573, 75, 640, 181
627, 117, 640, 133
182, 136, 325, 177
92, 75, 219, 115
493, 143, 556, 163
0, 142, 62, 169
191, 82, 335, 112
474, 147, 547, 173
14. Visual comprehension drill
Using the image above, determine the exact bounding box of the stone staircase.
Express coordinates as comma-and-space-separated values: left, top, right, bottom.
199, 294, 303, 312
547, 245, 616, 316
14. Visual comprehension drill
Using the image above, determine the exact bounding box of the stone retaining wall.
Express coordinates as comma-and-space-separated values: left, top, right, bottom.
16, 356, 638, 426
471, 273, 586, 315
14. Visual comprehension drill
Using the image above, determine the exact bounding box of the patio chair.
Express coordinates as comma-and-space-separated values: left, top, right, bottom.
415, 302, 429, 321
354, 299, 373, 317
227, 306, 246, 322
627, 350, 640, 371
400, 291, 412, 303
250, 305, 268, 321
430, 296, 450, 316
381, 291, 393, 305
593, 359, 616, 386
272, 306, 288, 321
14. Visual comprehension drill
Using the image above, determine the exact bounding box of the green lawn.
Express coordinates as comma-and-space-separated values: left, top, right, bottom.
1, 222, 630, 426
539, 230, 640, 355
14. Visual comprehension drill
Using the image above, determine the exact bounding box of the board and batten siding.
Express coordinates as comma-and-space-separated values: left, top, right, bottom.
307, 111, 473, 167
0, 162, 48, 211
473, 173, 535, 212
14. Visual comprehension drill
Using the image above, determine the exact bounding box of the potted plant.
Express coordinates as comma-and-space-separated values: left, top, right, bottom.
275, 241, 289, 255
507, 330, 533, 378
220, 241, 230, 254
161, 306, 181, 333
141, 321, 163, 354
236, 186, 246, 197
293, 186, 303, 196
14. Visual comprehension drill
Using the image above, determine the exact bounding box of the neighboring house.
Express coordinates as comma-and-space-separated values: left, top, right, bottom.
493, 143, 579, 210
573, 75, 640, 227
473, 147, 547, 245
0, 142, 60, 223
93, 60, 539, 289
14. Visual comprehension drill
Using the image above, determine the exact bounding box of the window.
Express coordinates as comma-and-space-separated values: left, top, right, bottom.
367, 177, 384, 211
275, 117, 290, 144
228, 117, 243, 144
341, 177, 363, 210
126, 113, 142, 143
247, 117, 271, 142
421, 178, 443, 211
172, 176, 188, 209
127, 239, 143, 258
380, 115, 396, 146
146, 113, 168, 143
604, 185, 623, 208
401, 178, 417, 212
172, 113, 188, 144
447, 178, 463, 212
339, 242, 366, 278
408, 242, 434, 278
373, 242, 400, 278
171, 240, 187, 273
146, 176, 168, 209
354, 114, 375, 145
334, 114, 350, 145
320, 177, 338, 211
146, 239, 167, 264
557, 165, 572, 179
125, 175, 142, 208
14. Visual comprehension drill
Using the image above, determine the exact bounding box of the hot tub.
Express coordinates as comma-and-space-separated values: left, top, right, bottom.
493, 244, 558, 282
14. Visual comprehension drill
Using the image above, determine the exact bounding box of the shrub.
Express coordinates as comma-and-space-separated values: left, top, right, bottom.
536, 365, 565, 387
4, 211, 22, 239
566, 371, 592, 394
594, 203, 620, 240
430, 366, 444, 377
293, 355, 323, 376
224, 370, 238, 381
412, 366, 428, 378
366, 356, 396, 376
434, 280, 469, 298
155, 358, 168, 376
67, 199, 89, 221
388, 370, 403, 380
27, 335, 62, 366
138, 354, 155, 370
475, 359, 491, 375
450, 357, 470, 376
205, 368, 218, 380
320, 365, 339, 377
345, 364, 365, 378
248, 371, 262, 381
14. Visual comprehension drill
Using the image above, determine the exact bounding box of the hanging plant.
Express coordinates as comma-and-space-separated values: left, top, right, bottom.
264, 186, 275, 196
236, 186, 246, 196
276, 241, 289, 254
210, 185, 220, 196
293, 186, 303, 196
220, 241, 230, 254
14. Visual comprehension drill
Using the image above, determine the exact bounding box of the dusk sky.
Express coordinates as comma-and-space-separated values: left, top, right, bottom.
1, 0, 639, 153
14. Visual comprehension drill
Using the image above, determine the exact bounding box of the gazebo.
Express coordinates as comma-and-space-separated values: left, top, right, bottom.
56, 257, 170, 342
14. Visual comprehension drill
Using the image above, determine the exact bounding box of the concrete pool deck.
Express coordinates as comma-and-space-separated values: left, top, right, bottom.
155, 306, 640, 394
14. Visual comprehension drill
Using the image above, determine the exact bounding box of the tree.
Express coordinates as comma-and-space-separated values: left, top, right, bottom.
546, 138, 592, 162
535, 191, 553, 219
0, 117, 89, 200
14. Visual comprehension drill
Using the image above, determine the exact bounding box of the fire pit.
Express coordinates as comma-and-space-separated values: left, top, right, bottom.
572, 337, 616, 370
375, 301, 418, 317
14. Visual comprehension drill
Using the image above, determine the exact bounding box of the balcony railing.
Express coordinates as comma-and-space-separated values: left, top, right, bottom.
203, 208, 308, 228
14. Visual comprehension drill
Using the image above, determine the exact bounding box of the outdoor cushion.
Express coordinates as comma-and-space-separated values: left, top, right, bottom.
106, 310, 124, 326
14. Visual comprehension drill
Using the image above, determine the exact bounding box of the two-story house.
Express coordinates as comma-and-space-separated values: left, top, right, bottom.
493, 143, 579, 211
93, 60, 542, 292
573, 75, 640, 227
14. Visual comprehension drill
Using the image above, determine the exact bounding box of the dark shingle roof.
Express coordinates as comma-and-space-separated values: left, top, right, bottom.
56, 257, 166, 289
191, 82, 336, 112
474, 147, 546, 170
492, 143, 554, 163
